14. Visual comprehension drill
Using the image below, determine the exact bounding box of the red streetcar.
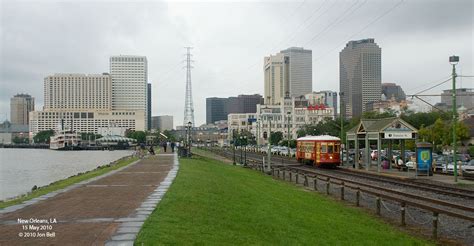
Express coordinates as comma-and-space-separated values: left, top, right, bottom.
296, 135, 341, 167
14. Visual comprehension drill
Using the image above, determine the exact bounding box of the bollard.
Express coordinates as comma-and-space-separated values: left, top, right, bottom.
432, 212, 438, 240
340, 182, 345, 201
277, 169, 280, 179
304, 175, 308, 187
326, 178, 330, 195
356, 188, 360, 207
376, 197, 381, 215
296, 173, 299, 184
289, 171, 292, 182
400, 202, 406, 226
314, 176, 318, 191
283, 170, 286, 180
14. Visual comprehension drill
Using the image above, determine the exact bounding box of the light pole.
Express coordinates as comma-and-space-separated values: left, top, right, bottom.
449, 55, 459, 182
187, 121, 192, 157
240, 135, 244, 164
339, 92, 344, 166
267, 115, 272, 172
243, 135, 247, 166
287, 111, 291, 157
232, 129, 236, 165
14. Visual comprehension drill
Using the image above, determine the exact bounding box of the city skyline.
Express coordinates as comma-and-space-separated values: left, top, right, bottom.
1, 0, 472, 126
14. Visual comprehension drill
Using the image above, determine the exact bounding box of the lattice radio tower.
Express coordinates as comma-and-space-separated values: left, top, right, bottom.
183, 47, 195, 127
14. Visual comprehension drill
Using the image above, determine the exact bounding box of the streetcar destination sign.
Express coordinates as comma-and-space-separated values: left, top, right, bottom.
384, 132, 412, 139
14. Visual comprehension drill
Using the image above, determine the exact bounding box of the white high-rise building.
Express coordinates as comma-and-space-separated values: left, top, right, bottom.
44, 73, 111, 111
340, 39, 381, 118
264, 53, 289, 105
280, 47, 312, 98
110, 55, 148, 127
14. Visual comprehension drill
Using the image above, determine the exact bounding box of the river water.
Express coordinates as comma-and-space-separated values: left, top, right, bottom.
0, 149, 133, 201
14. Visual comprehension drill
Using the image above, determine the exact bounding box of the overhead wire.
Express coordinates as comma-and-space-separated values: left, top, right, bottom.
313, 0, 405, 64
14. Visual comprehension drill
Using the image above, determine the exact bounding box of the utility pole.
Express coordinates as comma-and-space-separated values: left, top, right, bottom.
339, 92, 344, 166
449, 55, 459, 182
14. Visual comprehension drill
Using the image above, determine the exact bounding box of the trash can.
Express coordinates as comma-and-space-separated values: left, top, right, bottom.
178, 146, 188, 158
416, 142, 433, 176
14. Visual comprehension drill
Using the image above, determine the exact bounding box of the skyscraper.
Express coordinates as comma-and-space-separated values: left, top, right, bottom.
110, 55, 148, 127
206, 94, 264, 124
10, 94, 34, 125
340, 38, 381, 118
382, 83, 406, 102
280, 47, 312, 98
264, 53, 289, 105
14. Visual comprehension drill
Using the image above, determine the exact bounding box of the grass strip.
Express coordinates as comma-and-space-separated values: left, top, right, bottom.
135, 155, 431, 245
0, 156, 138, 209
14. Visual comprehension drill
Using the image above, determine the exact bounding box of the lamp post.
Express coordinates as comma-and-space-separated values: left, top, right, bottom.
187, 121, 192, 157
240, 135, 244, 165
449, 55, 459, 182
339, 92, 344, 167
232, 129, 236, 165
243, 135, 247, 166
287, 111, 291, 157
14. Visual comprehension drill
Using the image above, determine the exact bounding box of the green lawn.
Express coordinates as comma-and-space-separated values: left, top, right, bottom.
0, 156, 138, 209
135, 155, 431, 245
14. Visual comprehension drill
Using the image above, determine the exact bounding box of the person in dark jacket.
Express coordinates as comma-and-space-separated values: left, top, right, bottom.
162, 142, 167, 153
171, 142, 176, 153
149, 145, 155, 155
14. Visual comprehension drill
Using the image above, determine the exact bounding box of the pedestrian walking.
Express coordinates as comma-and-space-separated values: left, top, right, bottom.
149, 145, 155, 155
171, 142, 176, 153
162, 141, 167, 153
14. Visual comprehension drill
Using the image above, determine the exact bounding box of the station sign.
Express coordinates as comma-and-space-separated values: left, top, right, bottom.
384, 132, 412, 139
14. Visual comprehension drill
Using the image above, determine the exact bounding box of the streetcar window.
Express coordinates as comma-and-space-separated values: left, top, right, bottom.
321, 143, 327, 153
335, 144, 340, 153
328, 144, 334, 153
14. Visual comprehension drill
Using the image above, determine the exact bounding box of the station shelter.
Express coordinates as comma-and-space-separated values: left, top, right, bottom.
346, 117, 418, 172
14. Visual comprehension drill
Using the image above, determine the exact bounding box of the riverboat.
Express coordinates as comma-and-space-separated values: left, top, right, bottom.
49, 130, 82, 150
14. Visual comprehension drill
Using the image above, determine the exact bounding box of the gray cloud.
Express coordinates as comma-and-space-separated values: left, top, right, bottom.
1, 0, 473, 125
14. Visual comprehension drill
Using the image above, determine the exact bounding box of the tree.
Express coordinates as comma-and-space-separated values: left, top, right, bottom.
12, 136, 28, 144
33, 130, 55, 143
269, 131, 283, 145
126, 130, 146, 143
279, 139, 297, 148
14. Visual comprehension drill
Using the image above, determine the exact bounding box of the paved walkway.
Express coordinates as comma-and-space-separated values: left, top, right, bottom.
0, 153, 178, 245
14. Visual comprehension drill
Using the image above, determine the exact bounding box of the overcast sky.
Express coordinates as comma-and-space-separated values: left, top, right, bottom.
1, 0, 473, 126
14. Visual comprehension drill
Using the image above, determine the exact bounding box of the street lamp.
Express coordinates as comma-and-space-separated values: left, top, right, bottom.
287, 111, 291, 157
339, 91, 344, 167
232, 129, 236, 165
187, 121, 192, 157
449, 55, 459, 182
243, 135, 247, 166
240, 135, 244, 165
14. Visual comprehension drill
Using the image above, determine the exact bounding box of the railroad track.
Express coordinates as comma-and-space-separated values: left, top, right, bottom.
212, 147, 474, 200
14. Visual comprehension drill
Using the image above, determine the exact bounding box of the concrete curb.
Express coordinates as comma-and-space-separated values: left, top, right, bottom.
105, 153, 179, 246
0, 157, 141, 215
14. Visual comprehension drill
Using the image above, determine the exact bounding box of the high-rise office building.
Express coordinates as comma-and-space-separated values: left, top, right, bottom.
206, 94, 264, 124
340, 38, 381, 118
206, 97, 228, 124
10, 94, 35, 125
147, 83, 151, 130
382, 83, 406, 102
264, 53, 289, 105
280, 47, 312, 98
43, 73, 111, 111
110, 55, 148, 127
151, 115, 173, 131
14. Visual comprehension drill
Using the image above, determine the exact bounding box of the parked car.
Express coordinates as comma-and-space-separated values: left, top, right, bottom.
434, 156, 449, 172
462, 160, 474, 177
405, 161, 415, 170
